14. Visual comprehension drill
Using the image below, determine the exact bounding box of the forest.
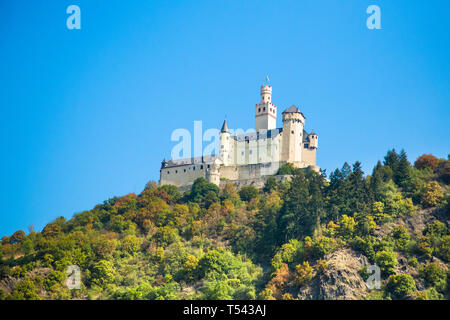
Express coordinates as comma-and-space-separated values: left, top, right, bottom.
0, 150, 449, 300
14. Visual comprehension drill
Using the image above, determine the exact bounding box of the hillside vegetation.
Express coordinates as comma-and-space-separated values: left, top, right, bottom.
1, 150, 449, 300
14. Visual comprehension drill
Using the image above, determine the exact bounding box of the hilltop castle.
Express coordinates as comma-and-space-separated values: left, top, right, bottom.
159, 84, 319, 190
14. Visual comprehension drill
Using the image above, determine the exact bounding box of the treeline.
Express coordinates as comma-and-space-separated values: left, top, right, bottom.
0, 150, 449, 300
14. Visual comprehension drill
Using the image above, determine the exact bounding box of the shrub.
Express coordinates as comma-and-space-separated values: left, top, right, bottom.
295, 261, 314, 286
6, 278, 41, 300
315, 259, 328, 274
419, 262, 447, 292
375, 250, 397, 276
415, 287, 444, 300
421, 181, 444, 207
391, 226, 410, 251
437, 235, 450, 262
415, 236, 433, 258
337, 215, 356, 239
385, 274, 416, 299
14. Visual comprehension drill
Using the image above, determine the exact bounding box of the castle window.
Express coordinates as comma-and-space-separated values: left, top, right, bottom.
175, 170, 178, 173
184, 169, 186, 172
258, 108, 261, 112
167, 171, 170, 174
207, 164, 210, 168
291, 130, 294, 134
263, 107, 266, 111
304, 144, 309, 148
201, 165, 204, 170
193, 166, 195, 171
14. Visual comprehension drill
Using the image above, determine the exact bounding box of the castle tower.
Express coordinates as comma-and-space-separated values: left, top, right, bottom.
219, 119, 231, 166
308, 132, 318, 149
281, 105, 305, 163
255, 85, 277, 131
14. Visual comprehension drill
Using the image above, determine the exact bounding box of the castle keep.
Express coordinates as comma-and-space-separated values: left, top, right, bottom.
159, 84, 319, 189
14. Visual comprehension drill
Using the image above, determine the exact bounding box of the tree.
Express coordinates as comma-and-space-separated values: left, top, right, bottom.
395, 149, 411, 189
421, 181, 444, 207
238, 186, 259, 202
189, 178, 220, 205
263, 177, 277, 193
197, 250, 229, 278
415, 154, 439, 171
337, 214, 356, 239
370, 162, 384, 201
277, 171, 324, 242
10, 230, 26, 244
90, 260, 116, 287
384, 149, 400, 174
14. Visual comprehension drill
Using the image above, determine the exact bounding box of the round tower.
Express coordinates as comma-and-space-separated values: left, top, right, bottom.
255, 85, 277, 131
281, 105, 305, 163
308, 132, 318, 149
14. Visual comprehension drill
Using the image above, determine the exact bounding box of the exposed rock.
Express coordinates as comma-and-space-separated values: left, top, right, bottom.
296, 248, 369, 300
374, 208, 446, 239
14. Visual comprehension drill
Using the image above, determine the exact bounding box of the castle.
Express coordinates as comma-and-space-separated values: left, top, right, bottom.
159, 84, 319, 190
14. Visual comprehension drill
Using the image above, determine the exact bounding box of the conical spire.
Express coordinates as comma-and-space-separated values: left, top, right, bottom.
220, 119, 229, 133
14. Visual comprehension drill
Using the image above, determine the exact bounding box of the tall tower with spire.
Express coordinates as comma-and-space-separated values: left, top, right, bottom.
255, 85, 277, 131
219, 119, 231, 166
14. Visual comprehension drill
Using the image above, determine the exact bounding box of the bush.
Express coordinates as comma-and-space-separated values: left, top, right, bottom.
385, 274, 416, 299
375, 250, 397, 276
419, 262, 447, 292
295, 261, 314, 287
437, 235, 450, 262
6, 278, 41, 300
391, 226, 410, 251
421, 181, 444, 207
415, 236, 433, 258
415, 287, 444, 300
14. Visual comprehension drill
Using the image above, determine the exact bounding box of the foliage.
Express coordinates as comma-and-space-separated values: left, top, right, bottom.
385, 274, 416, 299
295, 261, 314, 287
419, 262, 447, 292
375, 250, 397, 276
421, 181, 444, 207
1, 149, 448, 300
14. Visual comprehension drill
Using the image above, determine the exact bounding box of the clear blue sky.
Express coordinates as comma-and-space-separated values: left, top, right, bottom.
1, 0, 449, 237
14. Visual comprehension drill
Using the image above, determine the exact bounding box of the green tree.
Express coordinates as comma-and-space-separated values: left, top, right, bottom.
238, 186, 259, 202
263, 177, 277, 193
189, 178, 220, 205
277, 171, 325, 242
90, 260, 116, 287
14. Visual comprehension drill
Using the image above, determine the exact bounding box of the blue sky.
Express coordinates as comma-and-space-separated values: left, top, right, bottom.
0, 0, 449, 237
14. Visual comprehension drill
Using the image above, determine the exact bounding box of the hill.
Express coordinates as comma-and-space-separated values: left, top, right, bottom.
0, 150, 449, 300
